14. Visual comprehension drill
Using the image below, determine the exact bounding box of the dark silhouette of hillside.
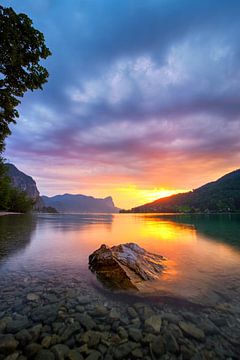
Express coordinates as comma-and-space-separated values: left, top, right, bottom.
129, 169, 240, 213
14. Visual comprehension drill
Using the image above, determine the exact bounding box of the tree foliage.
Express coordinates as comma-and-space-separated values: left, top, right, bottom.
0, 5, 51, 152
0, 158, 33, 212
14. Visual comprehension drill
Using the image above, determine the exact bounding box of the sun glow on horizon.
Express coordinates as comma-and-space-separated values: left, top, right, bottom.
145, 188, 188, 203
114, 185, 189, 209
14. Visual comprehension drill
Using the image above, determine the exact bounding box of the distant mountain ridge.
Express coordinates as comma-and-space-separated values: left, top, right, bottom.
129, 169, 240, 213
5, 163, 119, 213
42, 194, 119, 213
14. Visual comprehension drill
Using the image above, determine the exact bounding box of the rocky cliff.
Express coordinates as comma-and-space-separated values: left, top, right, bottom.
5, 163, 43, 209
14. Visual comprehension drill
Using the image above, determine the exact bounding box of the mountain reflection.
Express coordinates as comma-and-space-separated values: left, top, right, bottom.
37, 213, 113, 232
0, 214, 36, 263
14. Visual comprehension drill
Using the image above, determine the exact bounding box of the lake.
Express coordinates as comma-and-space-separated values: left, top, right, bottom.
0, 213, 240, 359
0, 213, 240, 304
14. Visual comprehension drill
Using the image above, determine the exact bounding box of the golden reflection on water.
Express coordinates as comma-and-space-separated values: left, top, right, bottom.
72, 214, 240, 301
2, 213, 240, 303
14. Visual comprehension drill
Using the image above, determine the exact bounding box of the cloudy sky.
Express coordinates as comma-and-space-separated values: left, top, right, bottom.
3, 0, 240, 208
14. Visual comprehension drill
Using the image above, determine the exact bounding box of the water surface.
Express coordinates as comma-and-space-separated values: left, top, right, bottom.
0, 213, 240, 305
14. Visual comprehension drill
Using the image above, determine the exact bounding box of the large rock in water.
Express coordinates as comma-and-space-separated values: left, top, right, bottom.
89, 243, 166, 290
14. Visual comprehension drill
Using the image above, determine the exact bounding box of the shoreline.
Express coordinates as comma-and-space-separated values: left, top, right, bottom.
120, 211, 240, 214
0, 211, 22, 216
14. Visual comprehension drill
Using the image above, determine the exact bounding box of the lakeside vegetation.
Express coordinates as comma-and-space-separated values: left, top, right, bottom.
0, 161, 33, 213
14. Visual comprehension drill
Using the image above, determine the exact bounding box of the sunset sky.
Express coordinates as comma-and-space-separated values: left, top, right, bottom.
2, 0, 240, 208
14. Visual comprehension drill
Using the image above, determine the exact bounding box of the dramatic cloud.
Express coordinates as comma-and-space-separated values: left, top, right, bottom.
3, 0, 240, 207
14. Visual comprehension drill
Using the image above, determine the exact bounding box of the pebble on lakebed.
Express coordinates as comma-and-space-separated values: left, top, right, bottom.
89, 243, 166, 290
0, 267, 240, 359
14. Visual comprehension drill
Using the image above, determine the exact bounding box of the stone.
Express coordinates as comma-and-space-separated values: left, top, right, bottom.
0, 334, 19, 355
118, 326, 128, 339
142, 306, 155, 319
182, 312, 200, 324
81, 330, 101, 347
128, 327, 142, 342
0, 316, 12, 332
164, 332, 179, 354
27, 293, 39, 301
50, 334, 61, 346
120, 316, 130, 326
78, 343, 88, 354
52, 322, 64, 334
77, 296, 91, 305
52, 344, 70, 360
109, 308, 120, 320
179, 321, 205, 341
61, 322, 81, 341
76, 313, 96, 330
110, 334, 121, 345
31, 304, 58, 324
199, 319, 219, 335
113, 341, 138, 359
28, 324, 42, 341
145, 315, 162, 333
25, 342, 42, 357
35, 349, 55, 360
127, 307, 138, 318
41, 336, 52, 348
162, 312, 181, 324
66, 350, 84, 360
15, 356, 27, 360
76, 305, 85, 313
131, 348, 143, 358
6, 317, 29, 334
180, 344, 196, 359
89, 243, 166, 290
3, 352, 19, 360
131, 318, 141, 328
44, 293, 58, 303
167, 323, 183, 338
209, 315, 227, 327
92, 304, 108, 317
151, 335, 165, 356
133, 303, 145, 312
15, 329, 32, 346
85, 350, 102, 360
98, 344, 107, 355
142, 333, 157, 344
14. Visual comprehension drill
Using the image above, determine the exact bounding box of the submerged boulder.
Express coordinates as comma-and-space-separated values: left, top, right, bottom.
89, 243, 166, 290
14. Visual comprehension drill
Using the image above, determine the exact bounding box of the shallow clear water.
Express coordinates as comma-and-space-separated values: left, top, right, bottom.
0, 213, 240, 305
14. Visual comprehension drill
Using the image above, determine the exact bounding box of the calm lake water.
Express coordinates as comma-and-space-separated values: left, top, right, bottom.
0, 213, 240, 305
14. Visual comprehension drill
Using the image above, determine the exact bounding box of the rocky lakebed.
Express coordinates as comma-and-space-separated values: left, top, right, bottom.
0, 256, 240, 360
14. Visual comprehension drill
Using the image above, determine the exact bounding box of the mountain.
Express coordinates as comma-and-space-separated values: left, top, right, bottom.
5, 163, 119, 213
41, 194, 119, 213
5, 163, 44, 209
129, 169, 240, 213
